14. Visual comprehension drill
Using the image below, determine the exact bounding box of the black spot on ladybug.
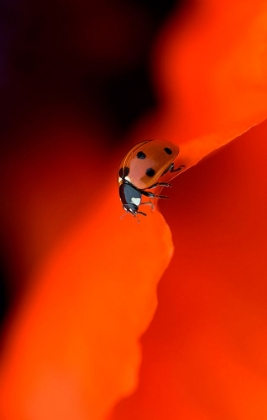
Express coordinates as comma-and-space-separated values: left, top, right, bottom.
137, 151, 146, 159
119, 166, 130, 178
164, 147, 172, 155
146, 168, 155, 177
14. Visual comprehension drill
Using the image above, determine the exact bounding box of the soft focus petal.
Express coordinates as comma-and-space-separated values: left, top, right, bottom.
2, 0, 267, 418
111, 0, 267, 418
131, 0, 267, 168
0, 136, 173, 419
159, 0, 267, 129
113, 119, 267, 419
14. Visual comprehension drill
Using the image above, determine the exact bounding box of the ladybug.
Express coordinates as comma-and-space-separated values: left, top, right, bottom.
118, 140, 185, 217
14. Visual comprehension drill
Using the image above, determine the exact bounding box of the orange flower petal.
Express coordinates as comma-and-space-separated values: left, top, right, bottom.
112, 119, 267, 420
0, 166, 173, 420
2, 0, 267, 418
111, 1, 267, 417
130, 0, 267, 168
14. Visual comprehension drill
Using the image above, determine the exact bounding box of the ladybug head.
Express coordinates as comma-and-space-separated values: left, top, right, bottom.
119, 183, 146, 217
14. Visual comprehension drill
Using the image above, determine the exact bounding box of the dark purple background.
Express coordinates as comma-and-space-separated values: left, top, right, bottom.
0, 0, 187, 328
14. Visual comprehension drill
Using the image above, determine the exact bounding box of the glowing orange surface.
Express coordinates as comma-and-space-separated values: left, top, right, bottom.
113, 119, 267, 420
1, 0, 267, 419
0, 188, 173, 419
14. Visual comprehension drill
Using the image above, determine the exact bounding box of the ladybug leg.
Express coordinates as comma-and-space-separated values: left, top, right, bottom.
161, 163, 185, 176
139, 201, 155, 210
140, 190, 169, 200
148, 182, 172, 189
137, 211, 147, 217
120, 209, 147, 219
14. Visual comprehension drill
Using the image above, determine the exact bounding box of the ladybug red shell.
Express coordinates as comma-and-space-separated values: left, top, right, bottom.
118, 140, 185, 217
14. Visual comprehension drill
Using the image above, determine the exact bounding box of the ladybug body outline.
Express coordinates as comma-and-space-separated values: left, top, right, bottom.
118, 140, 185, 217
